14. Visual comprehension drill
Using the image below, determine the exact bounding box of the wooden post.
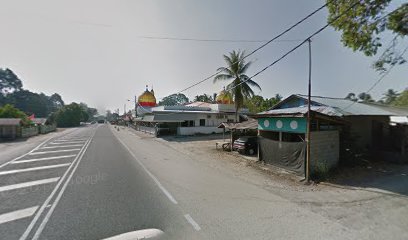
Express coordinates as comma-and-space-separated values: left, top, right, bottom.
306, 38, 312, 182
230, 129, 233, 151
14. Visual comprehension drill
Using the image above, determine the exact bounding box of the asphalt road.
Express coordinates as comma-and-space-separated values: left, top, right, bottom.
0, 124, 407, 240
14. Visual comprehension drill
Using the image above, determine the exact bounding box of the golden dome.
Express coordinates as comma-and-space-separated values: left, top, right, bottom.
138, 85, 157, 107
216, 88, 233, 104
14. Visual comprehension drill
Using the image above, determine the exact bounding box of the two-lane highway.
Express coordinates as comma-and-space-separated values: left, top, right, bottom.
0, 125, 200, 240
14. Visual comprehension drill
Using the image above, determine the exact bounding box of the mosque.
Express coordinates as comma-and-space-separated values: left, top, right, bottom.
133, 85, 248, 136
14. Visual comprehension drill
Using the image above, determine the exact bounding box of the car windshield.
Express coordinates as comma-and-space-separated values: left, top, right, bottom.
0, 1, 407, 240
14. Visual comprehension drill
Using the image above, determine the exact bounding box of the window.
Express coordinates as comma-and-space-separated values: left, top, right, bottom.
181, 120, 195, 127
227, 119, 234, 123
200, 119, 205, 126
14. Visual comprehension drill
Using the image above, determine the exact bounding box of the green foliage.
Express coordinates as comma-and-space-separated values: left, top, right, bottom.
327, 1, 407, 71
193, 94, 214, 103
79, 102, 98, 119
158, 93, 189, 106
357, 92, 374, 102
214, 50, 261, 121
0, 68, 22, 94
382, 88, 399, 104
0, 104, 32, 126
345, 93, 358, 102
392, 89, 408, 107
51, 103, 89, 127
245, 94, 282, 113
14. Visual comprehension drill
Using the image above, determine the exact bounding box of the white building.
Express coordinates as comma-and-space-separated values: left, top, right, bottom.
134, 89, 248, 136
135, 102, 248, 136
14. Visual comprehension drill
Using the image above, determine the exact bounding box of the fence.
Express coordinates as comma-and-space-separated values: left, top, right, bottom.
21, 126, 39, 138
40, 124, 56, 134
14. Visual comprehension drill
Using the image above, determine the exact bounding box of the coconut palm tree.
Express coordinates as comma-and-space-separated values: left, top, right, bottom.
214, 50, 261, 122
382, 89, 399, 105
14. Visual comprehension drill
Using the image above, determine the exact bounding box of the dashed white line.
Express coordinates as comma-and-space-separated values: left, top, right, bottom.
0, 177, 60, 193
0, 206, 39, 225
29, 149, 81, 155
114, 133, 178, 205
12, 155, 76, 164
184, 214, 201, 231
0, 163, 70, 176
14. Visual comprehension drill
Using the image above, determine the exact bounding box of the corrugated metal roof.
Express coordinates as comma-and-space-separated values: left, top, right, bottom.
32, 118, 47, 125
361, 102, 408, 116
256, 105, 343, 117
0, 118, 22, 126
300, 95, 397, 116
218, 118, 258, 130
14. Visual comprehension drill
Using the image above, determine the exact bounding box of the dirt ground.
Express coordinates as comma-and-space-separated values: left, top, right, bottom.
122, 127, 408, 239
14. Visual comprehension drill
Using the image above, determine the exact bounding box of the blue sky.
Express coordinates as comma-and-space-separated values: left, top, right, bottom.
0, 0, 406, 112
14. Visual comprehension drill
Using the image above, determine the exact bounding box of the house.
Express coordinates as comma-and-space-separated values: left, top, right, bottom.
134, 87, 248, 136
32, 118, 47, 126
0, 118, 22, 140
253, 94, 407, 176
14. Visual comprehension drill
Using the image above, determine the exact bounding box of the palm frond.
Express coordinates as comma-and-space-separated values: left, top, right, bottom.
239, 61, 252, 74
213, 74, 233, 83
216, 67, 234, 76
241, 77, 262, 91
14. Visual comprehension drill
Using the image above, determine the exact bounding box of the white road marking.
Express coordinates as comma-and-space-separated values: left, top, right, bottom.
184, 214, 201, 231
0, 163, 70, 176
0, 138, 52, 169
41, 144, 83, 149
49, 141, 85, 145
0, 177, 60, 193
0, 206, 38, 225
30, 137, 93, 240
12, 155, 76, 164
53, 138, 87, 142
29, 149, 81, 155
114, 131, 178, 205
19, 128, 95, 240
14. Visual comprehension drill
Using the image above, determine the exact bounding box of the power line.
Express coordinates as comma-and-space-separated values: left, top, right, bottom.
227, 1, 401, 92
227, 0, 362, 92
137, 36, 303, 43
341, 43, 408, 111
176, 0, 331, 94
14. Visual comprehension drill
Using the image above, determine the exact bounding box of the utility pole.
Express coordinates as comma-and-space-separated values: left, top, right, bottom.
306, 38, 312, 182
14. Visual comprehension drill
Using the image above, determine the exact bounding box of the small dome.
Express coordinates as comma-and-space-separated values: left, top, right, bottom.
216, 88, 233, 104
138, 85, 157, 107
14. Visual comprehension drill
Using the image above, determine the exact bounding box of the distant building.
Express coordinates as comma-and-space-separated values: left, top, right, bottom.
134, 88, 248, 136
0, 118, 21, 140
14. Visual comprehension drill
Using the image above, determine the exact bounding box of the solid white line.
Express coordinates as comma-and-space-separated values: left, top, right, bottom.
114, 131, 178, 205
0, 206, 38, 225
31, 137, 93, 240
20, 130, 95, 240
41, 144, 83, 149
0, 163, 70, 176
184, 214, 201, 231
0, 177, 60, 193
12, 155, 76, 164
29, 149, 81, 155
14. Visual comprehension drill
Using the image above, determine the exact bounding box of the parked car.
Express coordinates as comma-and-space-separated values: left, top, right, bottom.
233, 136, 258, 155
